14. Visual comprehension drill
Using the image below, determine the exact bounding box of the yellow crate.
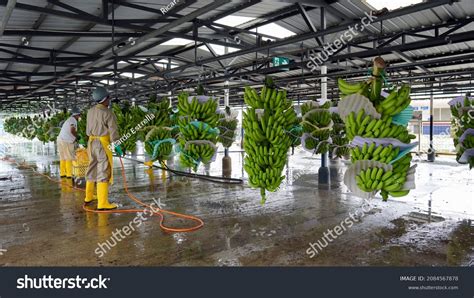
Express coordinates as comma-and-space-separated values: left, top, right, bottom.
73, 148, 89, 178
72, 161, 88, 178
75, 148, 89, 163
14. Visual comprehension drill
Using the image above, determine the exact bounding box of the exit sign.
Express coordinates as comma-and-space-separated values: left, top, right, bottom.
272, 57, 289, 70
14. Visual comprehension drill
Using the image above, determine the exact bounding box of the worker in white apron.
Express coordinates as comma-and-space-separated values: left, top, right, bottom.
57, 107, 81, 178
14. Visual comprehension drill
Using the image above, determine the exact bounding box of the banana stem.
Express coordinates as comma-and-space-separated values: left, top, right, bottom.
370, 57, 386, 102
373, 56, 386, 75
260, 188, 266, 204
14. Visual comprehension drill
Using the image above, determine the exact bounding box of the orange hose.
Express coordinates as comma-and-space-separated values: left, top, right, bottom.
1, 156, 204, 233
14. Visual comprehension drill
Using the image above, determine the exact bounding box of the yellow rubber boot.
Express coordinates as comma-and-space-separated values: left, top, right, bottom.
84, 181, 96, 203
65, 160, 73, 178
97, 182, 117, 210
59, 160, 66, 177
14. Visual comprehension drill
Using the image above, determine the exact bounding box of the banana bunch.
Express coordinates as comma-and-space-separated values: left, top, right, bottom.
243, 85, 293, 111
462, 134, 474, 148
450, 96, 474, 168
375, 84, 411, 116
180, 121, 219, 141
331, 135, 350, 157
177, 90, 219, 171
177, 93, 219, 127
111, 103, 147, 153
338, 57, 416, 200
303, 130, 331, 153
301, 101, 332, 154
301, 100, 330, 115
145, 127, 173, 162
244, 148, 286, 189
302, 109, 332, 128
350, 143, 400, 163
345, 110, 415, 143
450, 96, 474, 122
218, 118, 238, 148
137, 97, 172, 141
330, 112, 350, 158
179, 152, 196, 169
457, 134, 474, 169
356, 165, 410, 199
338, 78, 370, 97
188, 143, 215, 161
242, 107, 296, 145
243, 78, 297, 203
179, 142, 216, 171
6, 111, 69, 143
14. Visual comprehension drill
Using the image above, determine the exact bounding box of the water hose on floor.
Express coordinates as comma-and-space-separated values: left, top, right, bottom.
121, 156, 244, 185
1, 156, 204, 233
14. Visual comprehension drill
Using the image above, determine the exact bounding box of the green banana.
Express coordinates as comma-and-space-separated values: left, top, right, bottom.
338, 78, 366, 95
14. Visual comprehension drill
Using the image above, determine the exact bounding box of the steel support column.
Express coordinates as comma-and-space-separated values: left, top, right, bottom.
427, 82, 436, 162
318, 6, 329, 185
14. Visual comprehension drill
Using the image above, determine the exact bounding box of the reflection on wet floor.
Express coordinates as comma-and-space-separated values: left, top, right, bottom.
0, 142, 473, 266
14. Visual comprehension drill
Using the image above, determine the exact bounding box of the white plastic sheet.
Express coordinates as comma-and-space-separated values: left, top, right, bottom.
337, 94, 381, 121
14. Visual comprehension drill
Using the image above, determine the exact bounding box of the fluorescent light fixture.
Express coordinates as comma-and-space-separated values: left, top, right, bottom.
199, 44, 239, 55
157, 59, 180, 65
214, 15, 255, 27
155, 61, 179, 69
161, 38, 192, 46
90, 71, 113, 76
251, 23, 296, 38
365, 0, 423, 10
120, 72, 145, 78
100, 80, 113, 85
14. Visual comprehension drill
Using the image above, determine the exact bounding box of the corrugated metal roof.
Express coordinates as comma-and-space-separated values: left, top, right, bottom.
1, 0, 474, 108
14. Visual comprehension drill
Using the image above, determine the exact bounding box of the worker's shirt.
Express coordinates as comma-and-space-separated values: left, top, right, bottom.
86, 104, 120, 142
57, 116, 77, 143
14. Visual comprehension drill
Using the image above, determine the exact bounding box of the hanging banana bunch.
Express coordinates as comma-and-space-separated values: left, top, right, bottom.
177, 86, 220, 171
243, 77, 298, 203
137, 96, 172, 141
5, 111, 70, 143
217, 107, 238, 149
338, 56, 417, 201
144, 126, 174, 162
300, 101, 332, 154
330, 112, 350, 158
449, 95, 474, 168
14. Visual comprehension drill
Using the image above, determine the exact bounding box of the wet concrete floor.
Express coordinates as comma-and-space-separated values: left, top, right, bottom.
0, 142, 473, 266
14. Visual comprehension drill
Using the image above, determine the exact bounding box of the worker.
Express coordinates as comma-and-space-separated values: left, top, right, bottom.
58, 107, 81, 178
84, 86, 123, 210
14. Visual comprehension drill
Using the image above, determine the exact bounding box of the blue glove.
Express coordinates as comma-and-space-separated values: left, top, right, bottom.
115, 145, 124, 157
